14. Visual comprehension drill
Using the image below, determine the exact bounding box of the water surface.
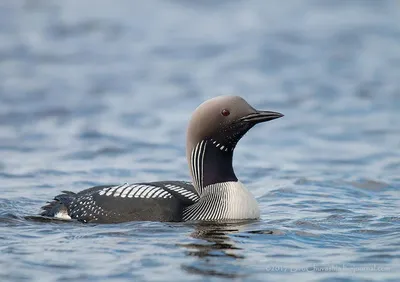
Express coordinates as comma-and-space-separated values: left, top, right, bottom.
0, 0, 399, 281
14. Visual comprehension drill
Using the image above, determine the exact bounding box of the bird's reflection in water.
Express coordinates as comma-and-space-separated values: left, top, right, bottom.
179, 220, 261, 279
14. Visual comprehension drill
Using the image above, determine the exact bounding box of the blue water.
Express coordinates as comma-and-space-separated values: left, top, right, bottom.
0, 0, 399, 281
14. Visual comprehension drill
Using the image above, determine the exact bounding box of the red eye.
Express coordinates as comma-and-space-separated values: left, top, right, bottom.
221, 109, 230, 116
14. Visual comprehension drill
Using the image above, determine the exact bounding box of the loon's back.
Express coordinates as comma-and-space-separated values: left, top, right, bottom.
41, 181, 199, 223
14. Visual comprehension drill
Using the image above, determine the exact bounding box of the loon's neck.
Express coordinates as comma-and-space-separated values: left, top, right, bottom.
187, 140, 259, 221
189, 139, 237, 195
183, 181, 260, 221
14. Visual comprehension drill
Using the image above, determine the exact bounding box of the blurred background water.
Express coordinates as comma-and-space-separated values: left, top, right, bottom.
0, 0, 399, 281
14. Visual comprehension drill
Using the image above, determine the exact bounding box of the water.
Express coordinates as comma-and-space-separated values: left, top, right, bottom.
0, 0, 399, 281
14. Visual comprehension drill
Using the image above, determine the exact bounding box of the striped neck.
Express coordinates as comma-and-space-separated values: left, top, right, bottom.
190, 139, 237, 195
183, 181, 260, 221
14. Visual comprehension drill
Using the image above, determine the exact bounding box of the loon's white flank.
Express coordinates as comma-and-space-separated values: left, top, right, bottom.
54, 210, 72, 220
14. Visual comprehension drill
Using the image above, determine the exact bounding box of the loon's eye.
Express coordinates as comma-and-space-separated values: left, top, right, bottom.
221, 109, 230, 116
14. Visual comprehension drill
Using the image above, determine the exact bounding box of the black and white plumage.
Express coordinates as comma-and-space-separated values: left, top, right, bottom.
40, 96, 283, 223
41, 181, 199, 223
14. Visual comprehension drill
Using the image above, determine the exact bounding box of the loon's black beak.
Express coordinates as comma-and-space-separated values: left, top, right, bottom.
240, 110, 284, 124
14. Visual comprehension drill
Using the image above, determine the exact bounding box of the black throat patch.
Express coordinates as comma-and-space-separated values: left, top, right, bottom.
202, 140, 238, 188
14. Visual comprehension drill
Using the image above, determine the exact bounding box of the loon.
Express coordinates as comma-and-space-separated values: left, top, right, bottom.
40, 96, 283, 223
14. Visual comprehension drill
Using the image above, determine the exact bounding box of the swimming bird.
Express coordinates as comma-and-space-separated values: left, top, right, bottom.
40, 96, 283, 223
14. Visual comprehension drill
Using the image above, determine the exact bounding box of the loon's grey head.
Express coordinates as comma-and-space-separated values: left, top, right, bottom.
186, 96, 283, 193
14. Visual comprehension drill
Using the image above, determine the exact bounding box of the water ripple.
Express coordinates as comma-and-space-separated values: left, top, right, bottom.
0, 0, 399, 281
